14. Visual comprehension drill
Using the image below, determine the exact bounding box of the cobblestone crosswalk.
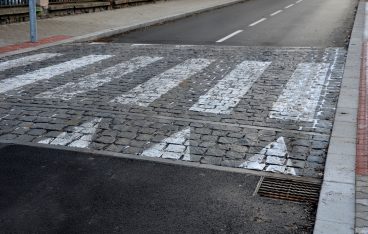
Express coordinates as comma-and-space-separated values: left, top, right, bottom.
0, 43, 346, 178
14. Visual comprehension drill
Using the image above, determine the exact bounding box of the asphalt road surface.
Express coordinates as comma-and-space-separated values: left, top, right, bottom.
102, 0, 357, 47
0, 144, 315, 233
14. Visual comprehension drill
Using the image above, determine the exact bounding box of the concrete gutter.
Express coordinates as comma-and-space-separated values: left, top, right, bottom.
0, 0, 245, 58
313, 1, 363, 233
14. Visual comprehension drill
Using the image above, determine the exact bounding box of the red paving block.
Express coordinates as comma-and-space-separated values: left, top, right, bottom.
0, 35, 72, 54
357, 42, 368, 176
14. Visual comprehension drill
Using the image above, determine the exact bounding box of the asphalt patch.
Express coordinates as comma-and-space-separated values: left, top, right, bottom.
0, 144, 315, 233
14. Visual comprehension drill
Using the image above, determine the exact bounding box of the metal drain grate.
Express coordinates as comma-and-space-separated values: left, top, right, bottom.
256, 177, 322, 204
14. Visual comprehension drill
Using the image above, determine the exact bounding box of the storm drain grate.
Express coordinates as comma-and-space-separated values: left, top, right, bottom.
256, 177, 322, 204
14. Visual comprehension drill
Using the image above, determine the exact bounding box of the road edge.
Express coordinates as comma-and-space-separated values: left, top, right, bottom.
0, 0, 245, 58
313, 1, 363, 233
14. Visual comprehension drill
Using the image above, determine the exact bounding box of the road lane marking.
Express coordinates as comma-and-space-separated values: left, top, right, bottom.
131, 44, 155, 46
0, 53, 62, 72
36, 56, 162, 100
269, 62, 330, 122
296, 0, 303, 3
110, 58, 214, 107
238, 137, 298, 176
216, 30, 243, 43
285, 4, 294, 8
141, 128, 190, 160
0, 55, 112, 94
38, 118, 101, 148
190, 61, 271, 114
249, 18, 267, 27
270, 10, 282, 16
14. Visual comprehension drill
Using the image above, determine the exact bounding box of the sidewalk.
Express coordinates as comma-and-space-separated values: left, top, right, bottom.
314, 1, 368, 233
0, 0, 243, 56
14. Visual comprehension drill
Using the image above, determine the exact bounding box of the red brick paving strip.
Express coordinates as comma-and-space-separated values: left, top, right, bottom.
357, 42, 368, 175
0, 35, 72, 54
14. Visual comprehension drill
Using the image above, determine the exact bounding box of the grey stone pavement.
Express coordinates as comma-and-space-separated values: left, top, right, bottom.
0, 0, 367, 233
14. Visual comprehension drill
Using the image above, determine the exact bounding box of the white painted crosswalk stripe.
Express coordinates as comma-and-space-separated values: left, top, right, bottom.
269, 63, 330, 122
36, 56, 162, 100
111, 58, 214, 107
0, 55, 113, 94
141, 128, 190, 160
0, 53, 62, 72
190, 61, 271, 114
38, 118, 101, 148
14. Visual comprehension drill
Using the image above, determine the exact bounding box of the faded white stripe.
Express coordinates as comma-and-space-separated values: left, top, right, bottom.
0, 55, 112, 94
269, 63, 330, 122
285, 4, 294, 8
270, 10, 282, 16
0, 53, 61, 72
216, 30, 243, 43
38, 118, 101, 148
36, 56, 162, 100
141, 128, 190, 160
249, 18, 267, 27
190, 61, 271, 114
111, 58, 214, 107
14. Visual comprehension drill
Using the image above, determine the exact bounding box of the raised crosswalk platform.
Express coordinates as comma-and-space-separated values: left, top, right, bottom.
0, 44, 346, 178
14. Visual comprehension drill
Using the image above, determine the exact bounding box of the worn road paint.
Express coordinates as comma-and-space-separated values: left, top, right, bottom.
239, 137, 297, 176
0, 55, 112, 94
36, 56, 162, 100
190, 61, 271, 114
38, 118, 101, 148
141, 128, 190, 160
269, 63, 330, 122
216, 30, 243, 43
270, 10, 282, 16
249, 18, 267, 27
0, 53, 61, 72
295, 0, 303, 3
111, 58, 214, 107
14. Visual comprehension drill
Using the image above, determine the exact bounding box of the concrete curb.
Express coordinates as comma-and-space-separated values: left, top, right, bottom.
313, 1, 363, 234
0, 0, 245, 58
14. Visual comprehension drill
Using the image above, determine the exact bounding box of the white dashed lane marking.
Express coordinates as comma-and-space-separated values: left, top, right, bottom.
269, 63, 330, 122
270, 10, 283, 16
285, 4, 294, 8
190, 60, 271, 114
216, 30, 244, 43
249, 18, 267, 27
0, 53, 62, 72
0, 55, 112, 94
296, 0, 303, 3
110, 58, 214, 107
36, 56, 162, 100
38, 118, 101, 148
